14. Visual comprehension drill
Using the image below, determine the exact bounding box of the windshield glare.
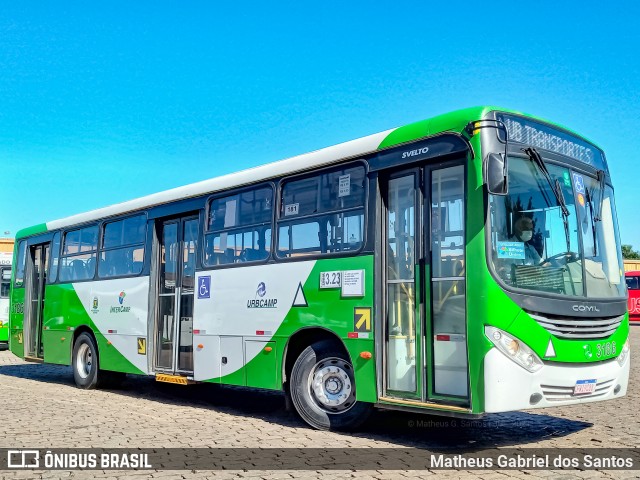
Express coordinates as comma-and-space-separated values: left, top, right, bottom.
489, 156, 625, 299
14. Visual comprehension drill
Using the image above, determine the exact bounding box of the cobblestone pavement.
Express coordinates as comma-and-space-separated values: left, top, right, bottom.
0, 327, 638, 479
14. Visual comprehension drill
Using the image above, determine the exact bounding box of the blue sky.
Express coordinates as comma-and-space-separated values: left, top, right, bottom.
1, 2, 640, 247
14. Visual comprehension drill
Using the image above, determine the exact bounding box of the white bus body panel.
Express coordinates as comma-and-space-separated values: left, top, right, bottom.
192, 261, 315, 381
74, 277, 150, 374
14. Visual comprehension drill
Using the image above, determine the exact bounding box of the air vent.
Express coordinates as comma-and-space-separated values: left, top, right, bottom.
528, 312, 623, 339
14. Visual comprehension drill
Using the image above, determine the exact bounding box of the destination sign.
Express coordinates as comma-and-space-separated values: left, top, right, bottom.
496, 113, 607, 172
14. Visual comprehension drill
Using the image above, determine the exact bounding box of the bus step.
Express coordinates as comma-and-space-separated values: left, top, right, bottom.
155, 373, 192, 385
23, 356, 44, 364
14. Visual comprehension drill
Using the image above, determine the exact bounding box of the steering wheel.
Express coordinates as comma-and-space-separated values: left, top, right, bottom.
545, 251, 579, 266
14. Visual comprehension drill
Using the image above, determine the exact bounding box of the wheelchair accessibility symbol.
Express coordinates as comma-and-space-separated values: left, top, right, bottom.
198, 275, 211, 299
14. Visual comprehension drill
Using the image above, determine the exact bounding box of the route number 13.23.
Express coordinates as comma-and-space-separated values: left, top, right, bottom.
320, 271, 342, 289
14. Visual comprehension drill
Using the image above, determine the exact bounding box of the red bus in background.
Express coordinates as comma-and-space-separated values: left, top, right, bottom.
625, 271, 640, 322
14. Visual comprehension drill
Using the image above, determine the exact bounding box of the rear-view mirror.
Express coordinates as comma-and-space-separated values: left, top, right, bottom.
486, 152, 508, 195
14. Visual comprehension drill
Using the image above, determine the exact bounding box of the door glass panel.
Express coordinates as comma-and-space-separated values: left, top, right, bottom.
431, 166, 465, 278
387, 176, 415, 281
178, 293, 194, 371
28, 247, 42, 357
178, 219, 197, 372
432, 281, 467, 396
386, 174, 417, 393
160, 224, 178, 294
387, 282, 416, 392
156, 296, 175, 369
430, 165, 468, 397
28, 245, 48, 358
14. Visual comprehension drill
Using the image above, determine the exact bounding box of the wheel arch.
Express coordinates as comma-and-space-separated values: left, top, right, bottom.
281, 327, 350, 387
71, 325, 100, 368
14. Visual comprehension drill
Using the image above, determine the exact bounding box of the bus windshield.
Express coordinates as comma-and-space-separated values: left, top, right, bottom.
489, 155, 625, 299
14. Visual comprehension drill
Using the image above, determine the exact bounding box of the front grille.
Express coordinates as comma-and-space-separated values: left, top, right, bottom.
528, 312, 624, 339
540, 379, 614, 402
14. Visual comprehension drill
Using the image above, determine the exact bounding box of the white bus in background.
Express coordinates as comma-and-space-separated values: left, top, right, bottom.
0, 252, 12, 345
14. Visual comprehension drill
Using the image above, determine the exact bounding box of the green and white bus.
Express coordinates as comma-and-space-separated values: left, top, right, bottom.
0, 252, 11, 345
8, 106, 630, 430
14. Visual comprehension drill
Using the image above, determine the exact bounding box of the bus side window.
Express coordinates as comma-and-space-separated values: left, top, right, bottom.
204, 185, 274, 267
60, 225, 99, 282
626, 275, 640, 290
49, 232, 61, 283
99, 214, 146, 278
277, 164, 366, 259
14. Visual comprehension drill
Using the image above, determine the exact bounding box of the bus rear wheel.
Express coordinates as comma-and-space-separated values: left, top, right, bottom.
73, 333, 100, 389
72, 333, 126, 389
289, 340, 371, 431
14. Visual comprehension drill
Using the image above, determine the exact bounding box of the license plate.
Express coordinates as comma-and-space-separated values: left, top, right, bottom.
573, 379, 596, 395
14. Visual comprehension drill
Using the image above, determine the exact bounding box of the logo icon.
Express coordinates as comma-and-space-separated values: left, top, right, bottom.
198, 276, 211, 299
118, 291, 126, 305
583, 344, 593, 359
8, 450, 40, 468
91, 296, 99, 314
572, 173, 585, 194
247, 282, 277, 309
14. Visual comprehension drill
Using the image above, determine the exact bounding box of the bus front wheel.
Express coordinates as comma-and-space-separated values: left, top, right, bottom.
289, 340, 371, 431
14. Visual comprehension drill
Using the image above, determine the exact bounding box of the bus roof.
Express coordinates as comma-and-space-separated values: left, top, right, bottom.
16, 106, 600, 239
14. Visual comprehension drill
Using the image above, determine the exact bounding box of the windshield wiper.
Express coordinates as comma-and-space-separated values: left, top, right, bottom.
523, 147, 570, 217
523, 147, 571, 252
594, 169, 606, 222
585, 186, 598, 256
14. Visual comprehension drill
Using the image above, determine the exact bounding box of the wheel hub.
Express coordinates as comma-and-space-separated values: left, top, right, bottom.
310, 358, 355, 412
76, 343, 93, 379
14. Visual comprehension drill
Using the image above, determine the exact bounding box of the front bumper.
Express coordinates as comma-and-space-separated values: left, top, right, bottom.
484, 347, 629, 413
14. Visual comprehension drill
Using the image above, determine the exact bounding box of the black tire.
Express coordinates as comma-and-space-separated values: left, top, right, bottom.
289, 340, 372, 431
72, 333, 100, 389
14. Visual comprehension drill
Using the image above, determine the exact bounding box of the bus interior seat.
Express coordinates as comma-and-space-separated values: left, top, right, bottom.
59, 265, 71, 282
85, 257, 96, 277
70, 259, 87, 281
224, 248, 236, 264
240, 248, 263, 262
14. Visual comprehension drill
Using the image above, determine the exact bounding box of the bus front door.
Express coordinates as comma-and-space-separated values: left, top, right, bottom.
153, 215, 199, 376
24, 243, 49, 360
382, 162, 469, 406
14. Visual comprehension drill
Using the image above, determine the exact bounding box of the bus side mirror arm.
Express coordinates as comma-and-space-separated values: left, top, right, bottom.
485, 152, 508, 195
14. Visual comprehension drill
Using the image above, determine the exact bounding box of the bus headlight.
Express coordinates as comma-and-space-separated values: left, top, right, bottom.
617, 339, 630, 367
485, 326, 543, 373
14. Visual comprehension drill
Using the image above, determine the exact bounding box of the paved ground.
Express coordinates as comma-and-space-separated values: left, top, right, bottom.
0, 327, 638, 479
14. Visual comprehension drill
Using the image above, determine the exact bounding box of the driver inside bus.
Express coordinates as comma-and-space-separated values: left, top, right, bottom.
509, 216, 544, 266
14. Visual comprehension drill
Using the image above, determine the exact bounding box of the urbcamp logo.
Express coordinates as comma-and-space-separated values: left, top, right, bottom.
247, 282, 278, 309
91, 297, 99, 314
110, 291, 131, 314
